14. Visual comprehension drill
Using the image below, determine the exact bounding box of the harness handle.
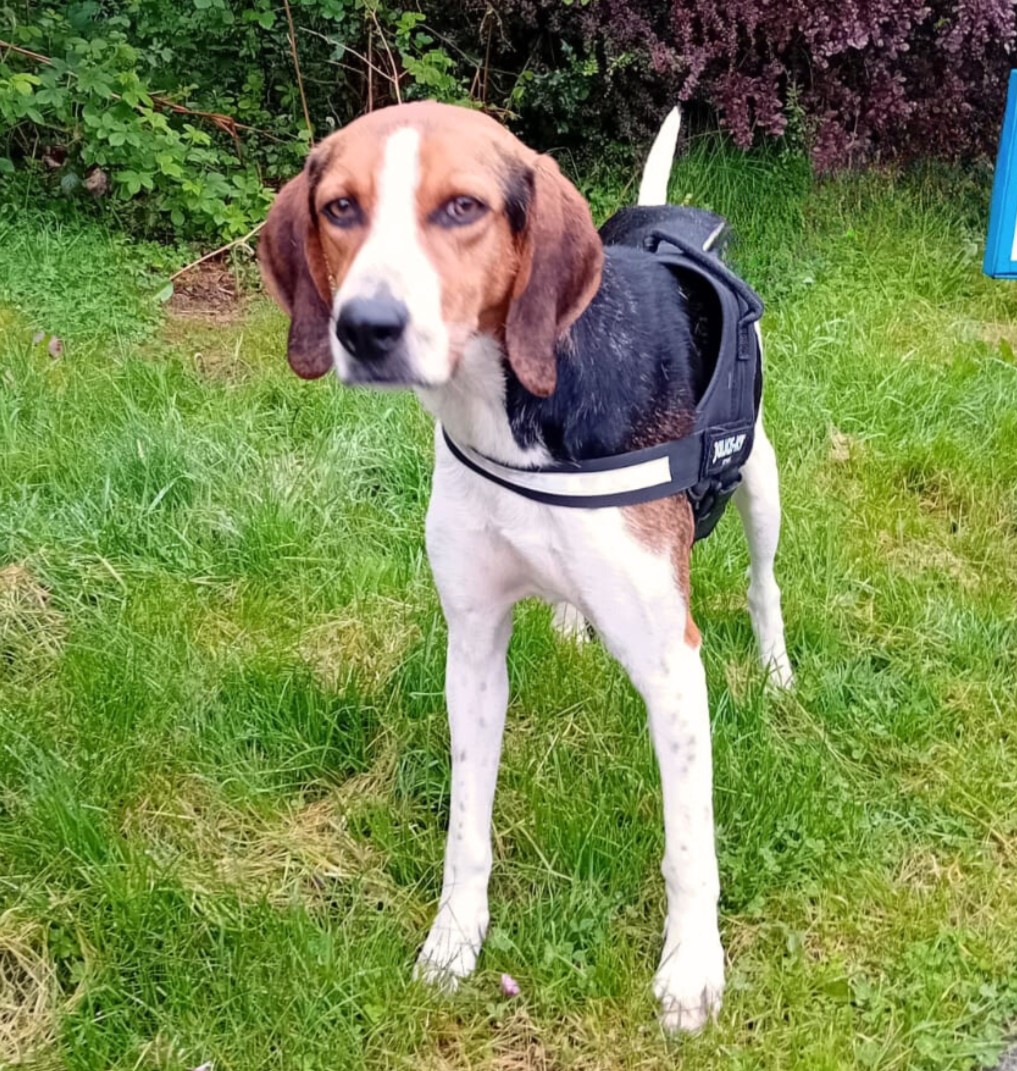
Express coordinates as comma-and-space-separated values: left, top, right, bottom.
642, 228, 764, 323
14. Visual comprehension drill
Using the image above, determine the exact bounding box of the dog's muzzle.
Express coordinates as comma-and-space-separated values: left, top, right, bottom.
336, 295, 409, 364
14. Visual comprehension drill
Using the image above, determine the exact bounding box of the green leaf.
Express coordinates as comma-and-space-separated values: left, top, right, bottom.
0, 157, 14, 174
154, 281, 174, 303
117, 168, 142, 195
11, 73, 41, 94
821, 976, 852, 1002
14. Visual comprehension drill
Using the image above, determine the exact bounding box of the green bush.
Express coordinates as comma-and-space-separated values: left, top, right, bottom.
0, 2, 476, 242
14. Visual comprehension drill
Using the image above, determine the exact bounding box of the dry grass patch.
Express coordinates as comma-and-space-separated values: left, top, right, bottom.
412, 1009, 566, 1071
403, 1002, 697, 1071
188, 583, 267, 660
969, 320, 1017, 353
133, 1031, 198, 1070
160, 317, 256, 383
722, 656, 769, 704
828, 426, 864, 464
896, 849, 967, 894
488, 1011, 561, 1071
192, 590, 420, 689
0, 914, 65, 1066
0, 563, 65, 680
301, 596, 421, 690
123, 770, 411, 914
876, 530, 980, 590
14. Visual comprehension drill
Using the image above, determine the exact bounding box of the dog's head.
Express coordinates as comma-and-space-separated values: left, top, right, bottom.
258, 102, 603, 397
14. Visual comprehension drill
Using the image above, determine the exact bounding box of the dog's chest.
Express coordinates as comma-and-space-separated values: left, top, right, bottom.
427, 428, 670, 611
417, 331, 678, 609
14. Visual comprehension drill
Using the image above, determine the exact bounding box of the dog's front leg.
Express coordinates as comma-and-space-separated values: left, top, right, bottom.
641, 642, 725, 1033
415, 601, 513, 988
582, 538, 725, 1034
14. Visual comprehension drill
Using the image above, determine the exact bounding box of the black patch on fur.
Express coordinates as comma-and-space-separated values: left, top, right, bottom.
598, 204, 729, 256
500, 162, 533, 236
505, 243, 705, 461
502, 205, 746, 463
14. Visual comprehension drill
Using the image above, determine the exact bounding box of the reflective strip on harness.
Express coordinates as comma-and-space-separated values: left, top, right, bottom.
442, 419, 754, 511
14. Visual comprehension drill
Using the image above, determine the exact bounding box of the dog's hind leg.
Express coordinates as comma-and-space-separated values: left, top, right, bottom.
733, 412, 793, 688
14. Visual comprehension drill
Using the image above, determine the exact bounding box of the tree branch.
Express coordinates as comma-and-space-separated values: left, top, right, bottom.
280, 0, 314, 139
169, 220, 265, 282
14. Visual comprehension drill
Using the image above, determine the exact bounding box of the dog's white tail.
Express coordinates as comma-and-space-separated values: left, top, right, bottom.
637, 106, 681, 207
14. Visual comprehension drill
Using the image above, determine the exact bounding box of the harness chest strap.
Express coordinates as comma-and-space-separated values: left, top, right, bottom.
442, 423, 754, 511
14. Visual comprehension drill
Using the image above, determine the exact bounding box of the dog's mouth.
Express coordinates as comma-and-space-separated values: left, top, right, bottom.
334, 335, 452, 390
337, 358, 432, 389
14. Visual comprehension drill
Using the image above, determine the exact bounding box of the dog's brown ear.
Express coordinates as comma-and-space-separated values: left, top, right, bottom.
504, 155, 603, 398
258, 169, 335, 379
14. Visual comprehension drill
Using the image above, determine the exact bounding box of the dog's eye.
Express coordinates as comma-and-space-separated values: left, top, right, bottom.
434, 195, 487, 227
323, 197, 363, 227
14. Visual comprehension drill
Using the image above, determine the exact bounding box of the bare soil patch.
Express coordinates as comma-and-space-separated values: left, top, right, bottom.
167, 261, 245, 324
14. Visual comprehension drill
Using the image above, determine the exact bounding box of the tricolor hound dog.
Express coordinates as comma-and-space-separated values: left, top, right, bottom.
259, 101, 792, 1033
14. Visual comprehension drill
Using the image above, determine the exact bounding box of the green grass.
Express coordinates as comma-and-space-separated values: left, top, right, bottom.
2, 145, 1017, 1070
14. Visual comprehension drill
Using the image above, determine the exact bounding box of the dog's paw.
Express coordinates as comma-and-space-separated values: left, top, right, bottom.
414, 903, 487, 990
653, 929, 725, 1034
551, 601, 592, 644
765, 654, 794, 691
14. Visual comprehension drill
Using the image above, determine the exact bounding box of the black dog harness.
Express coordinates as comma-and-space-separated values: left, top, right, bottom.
443, 209, 763, 541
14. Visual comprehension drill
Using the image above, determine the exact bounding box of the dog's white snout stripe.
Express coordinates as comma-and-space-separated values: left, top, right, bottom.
331, 126, 449, 382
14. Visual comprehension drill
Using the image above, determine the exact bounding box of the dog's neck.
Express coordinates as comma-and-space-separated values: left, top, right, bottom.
415, 334, 552, 468
416, 247, 699, 469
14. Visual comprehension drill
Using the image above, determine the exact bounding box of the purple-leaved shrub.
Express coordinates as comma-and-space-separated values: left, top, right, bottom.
578, 0, 1014, 167
483, 0, 1016, 168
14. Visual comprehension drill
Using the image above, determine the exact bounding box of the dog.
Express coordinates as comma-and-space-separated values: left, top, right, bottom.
258, 101, 792, 1033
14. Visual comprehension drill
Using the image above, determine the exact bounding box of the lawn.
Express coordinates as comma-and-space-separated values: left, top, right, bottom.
2, 144, 1017, 1070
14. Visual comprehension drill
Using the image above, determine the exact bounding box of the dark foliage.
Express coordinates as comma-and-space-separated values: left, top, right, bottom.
1, 0, 1012, 241
480, 0, 1017, 170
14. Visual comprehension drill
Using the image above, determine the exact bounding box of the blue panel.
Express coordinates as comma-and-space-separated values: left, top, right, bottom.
985, 70, 1017, 279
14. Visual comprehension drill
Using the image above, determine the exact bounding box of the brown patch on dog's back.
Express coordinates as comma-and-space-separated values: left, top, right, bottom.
623, 496, 700, 647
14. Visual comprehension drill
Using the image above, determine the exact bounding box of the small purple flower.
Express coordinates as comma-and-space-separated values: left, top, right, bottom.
48, 337, 63, 358
500, 972, 521, 998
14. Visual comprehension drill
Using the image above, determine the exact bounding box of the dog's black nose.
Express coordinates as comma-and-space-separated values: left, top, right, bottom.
335, 296, 408, 362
